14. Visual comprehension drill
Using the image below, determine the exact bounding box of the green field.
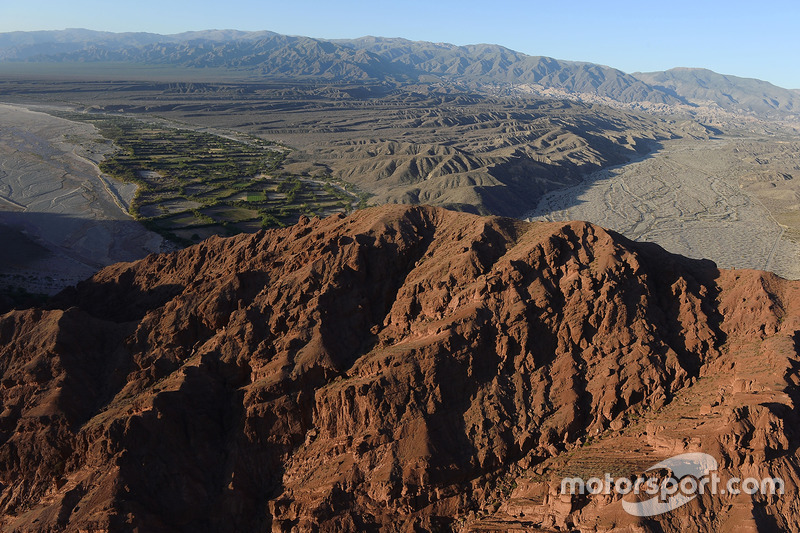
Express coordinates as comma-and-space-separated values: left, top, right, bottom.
50, 111, 363, 244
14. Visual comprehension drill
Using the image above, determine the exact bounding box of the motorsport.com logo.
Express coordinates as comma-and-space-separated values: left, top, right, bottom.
560, 453, 784, 517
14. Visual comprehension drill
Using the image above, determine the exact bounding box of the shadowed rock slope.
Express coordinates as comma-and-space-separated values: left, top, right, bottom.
1, 205, 799, 532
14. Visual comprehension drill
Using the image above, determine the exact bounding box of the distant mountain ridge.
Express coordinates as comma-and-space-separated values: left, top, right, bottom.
0, 29, 797, 119
0, 30, 670, 104
0, 28, 276, 51
634, 67, 800, 117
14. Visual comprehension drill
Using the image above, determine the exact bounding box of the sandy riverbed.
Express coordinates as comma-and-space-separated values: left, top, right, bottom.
0, 103, 165, 294
525, 136, 800, 280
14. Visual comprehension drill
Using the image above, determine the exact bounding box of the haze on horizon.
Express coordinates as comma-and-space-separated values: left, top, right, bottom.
1, 0, 798, 90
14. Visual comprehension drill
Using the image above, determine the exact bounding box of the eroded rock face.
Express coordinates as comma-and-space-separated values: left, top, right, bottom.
0, 205, 798, 532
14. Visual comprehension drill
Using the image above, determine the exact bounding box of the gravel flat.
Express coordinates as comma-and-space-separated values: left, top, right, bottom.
525, 136, 800, 280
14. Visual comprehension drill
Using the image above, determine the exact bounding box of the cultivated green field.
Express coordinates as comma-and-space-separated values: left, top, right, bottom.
50, 111, 363, 244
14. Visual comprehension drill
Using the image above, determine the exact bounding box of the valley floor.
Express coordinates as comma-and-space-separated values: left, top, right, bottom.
0, 103, 165, 294
525, 135, 800, 280
2, 93, 799, 292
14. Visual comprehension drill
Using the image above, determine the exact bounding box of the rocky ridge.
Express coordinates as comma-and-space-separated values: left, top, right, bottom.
0, 205, 799, 531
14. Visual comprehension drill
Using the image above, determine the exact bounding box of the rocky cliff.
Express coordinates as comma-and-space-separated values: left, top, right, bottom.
0, 205, 798, 532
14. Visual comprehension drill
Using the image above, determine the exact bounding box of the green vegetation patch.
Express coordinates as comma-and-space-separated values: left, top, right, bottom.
49, 111, 362, 244
246, 192, 267, 202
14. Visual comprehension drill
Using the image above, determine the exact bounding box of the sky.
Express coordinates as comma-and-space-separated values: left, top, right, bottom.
2, 0, 799, 89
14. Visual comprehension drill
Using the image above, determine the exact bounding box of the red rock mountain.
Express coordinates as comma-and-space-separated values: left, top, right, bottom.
0, 205, 798, 532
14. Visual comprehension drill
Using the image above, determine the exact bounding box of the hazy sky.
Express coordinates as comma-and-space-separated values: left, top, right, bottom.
2, 0, 798, 89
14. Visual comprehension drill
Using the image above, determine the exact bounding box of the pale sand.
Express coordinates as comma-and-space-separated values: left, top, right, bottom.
0, 103, 165, 294
525, 136, 800, 280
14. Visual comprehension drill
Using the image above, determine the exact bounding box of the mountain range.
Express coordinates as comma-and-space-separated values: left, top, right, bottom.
2, 205, 799, 531
3, 27, 800, 533
1, 29, 798, 119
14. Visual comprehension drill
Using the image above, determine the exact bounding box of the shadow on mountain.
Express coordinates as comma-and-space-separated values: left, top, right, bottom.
494, 140, 663, 218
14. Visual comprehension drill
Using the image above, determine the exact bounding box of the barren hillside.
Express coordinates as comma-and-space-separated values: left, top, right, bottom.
1, 205, 798, 531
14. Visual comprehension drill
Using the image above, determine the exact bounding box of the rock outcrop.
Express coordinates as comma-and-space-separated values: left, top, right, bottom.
0, 205, 798, 532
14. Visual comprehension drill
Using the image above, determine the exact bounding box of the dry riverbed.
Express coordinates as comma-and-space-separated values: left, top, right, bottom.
525, 136, 800, 280
0, 103, 165, 294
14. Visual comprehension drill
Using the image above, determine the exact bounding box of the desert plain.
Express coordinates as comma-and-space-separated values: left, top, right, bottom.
526, 135, 800, 280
